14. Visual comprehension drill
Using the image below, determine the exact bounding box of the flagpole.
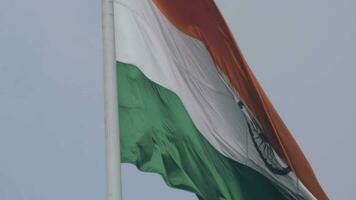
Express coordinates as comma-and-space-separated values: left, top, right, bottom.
102, 0, 121, 200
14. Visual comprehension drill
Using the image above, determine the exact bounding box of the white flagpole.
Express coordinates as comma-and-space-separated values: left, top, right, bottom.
101, 0, 121, 200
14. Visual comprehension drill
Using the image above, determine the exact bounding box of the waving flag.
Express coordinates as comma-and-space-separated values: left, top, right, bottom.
114, 0, 328, 199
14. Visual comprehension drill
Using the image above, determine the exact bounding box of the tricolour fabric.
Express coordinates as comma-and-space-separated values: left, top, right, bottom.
114, 0, 327, 199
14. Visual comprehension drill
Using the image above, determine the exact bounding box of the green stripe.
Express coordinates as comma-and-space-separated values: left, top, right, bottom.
118, 62, 294, 200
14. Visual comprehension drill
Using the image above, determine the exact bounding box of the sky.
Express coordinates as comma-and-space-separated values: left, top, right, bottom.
0, 0, 355, 199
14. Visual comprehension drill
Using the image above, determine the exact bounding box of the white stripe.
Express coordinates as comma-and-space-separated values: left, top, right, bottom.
114, 0, 315, 199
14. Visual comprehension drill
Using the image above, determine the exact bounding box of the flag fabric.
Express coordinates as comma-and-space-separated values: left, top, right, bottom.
114, 0, 328, 199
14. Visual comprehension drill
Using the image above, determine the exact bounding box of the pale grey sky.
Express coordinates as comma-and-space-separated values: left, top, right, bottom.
0, 0, 355, 199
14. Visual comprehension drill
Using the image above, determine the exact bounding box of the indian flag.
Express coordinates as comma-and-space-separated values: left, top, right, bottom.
113, 0, 328, 199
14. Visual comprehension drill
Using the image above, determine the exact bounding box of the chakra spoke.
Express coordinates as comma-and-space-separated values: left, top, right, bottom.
239, 101, 291, 175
